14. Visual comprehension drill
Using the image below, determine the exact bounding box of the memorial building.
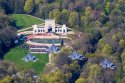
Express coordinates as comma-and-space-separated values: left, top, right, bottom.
32, 19, 67, 35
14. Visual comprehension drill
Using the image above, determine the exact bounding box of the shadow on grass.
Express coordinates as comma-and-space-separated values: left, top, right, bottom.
11, 20, 24, 30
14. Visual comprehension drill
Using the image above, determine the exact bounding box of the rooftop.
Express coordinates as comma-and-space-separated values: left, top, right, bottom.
68, 51, 87, 60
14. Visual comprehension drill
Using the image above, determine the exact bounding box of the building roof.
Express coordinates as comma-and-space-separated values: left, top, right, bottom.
47, 44, 60, 53
68, 51, 86, 60
23, 53, 38, 62
100, 59, 116, 69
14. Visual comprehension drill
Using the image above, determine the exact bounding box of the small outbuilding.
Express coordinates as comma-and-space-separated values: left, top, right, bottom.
23, 53, 38, 62
47, 44, 60, 53
68, 51, 87, 60
100, 59, 116, 70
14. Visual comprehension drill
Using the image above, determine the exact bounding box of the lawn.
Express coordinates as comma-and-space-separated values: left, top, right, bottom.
11, 14, 44, 30
4, 46, 48, 75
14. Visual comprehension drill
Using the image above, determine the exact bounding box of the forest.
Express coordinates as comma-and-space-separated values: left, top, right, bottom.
0, 0, 125, 83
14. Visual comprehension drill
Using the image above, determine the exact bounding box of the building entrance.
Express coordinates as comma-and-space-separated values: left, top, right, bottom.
48, 25, 52, 32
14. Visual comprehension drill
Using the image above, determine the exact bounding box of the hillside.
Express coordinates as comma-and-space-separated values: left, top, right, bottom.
1, 0, 125, 83
11, 14, 44, 29
4, 46, 48, 75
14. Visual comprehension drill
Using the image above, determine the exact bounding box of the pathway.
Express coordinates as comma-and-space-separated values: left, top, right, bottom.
18, 23, 45, 33
18, 27, 32, 32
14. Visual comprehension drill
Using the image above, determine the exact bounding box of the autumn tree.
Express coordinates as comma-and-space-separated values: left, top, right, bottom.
61, 9, 70, 24
121, 50, 125, 69
68, 11, 79, 28
85, 7, 92, 16
24, 0, 34, 13
119, 39, 125, 47
88, 64, 101, 78
38, 70, 69, 83
75, 78, 86, 83
105, 2, 110, 14
49, 9, 61, 23
35, 0, 42, 4
102, 44, 113, 54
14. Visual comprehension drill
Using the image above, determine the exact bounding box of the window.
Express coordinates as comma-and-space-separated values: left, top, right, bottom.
64, 30, 65, 33
38, 30, 40, 32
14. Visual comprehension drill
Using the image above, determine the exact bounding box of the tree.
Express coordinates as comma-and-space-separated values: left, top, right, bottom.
102, 44, 113, 54
62, 0, 70, 9
123, 66, 125, 73
68, 2, 75, 11
0, 14, 17, 59
49, 9, 61, 23
80, 63, 101, 83
111, 35, 117, 41
121, 77, 125, 83
88, 64, 101, 78
0, 76, 12, 83
39, 70, 68, 83
60, 39, 64, 46
68, 11, 79, 28
121, 51, 125, 63
35, 0, 42, 4
24, 0, 34, 13
0, 0, 26, 13
105, 2, 110, 14
85, 7, 92, 16
61, 9, 70, 24
119, 39, 125, 47
0, 61, 18, 80
74, 0, 83, 12
75, 78, 86, 83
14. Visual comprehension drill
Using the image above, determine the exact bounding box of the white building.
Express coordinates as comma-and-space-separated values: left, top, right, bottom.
32, 19, 67, 35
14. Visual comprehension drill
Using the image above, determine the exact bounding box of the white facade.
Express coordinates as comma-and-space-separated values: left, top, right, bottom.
45, 19, 55, 32
32, 19, 67, 35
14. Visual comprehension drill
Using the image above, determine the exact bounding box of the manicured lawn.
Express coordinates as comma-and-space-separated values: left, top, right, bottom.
4, 46, 48, 75
11, 14, 44, 29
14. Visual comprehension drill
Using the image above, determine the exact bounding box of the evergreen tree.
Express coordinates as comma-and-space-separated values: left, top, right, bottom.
60, 39, 64, 47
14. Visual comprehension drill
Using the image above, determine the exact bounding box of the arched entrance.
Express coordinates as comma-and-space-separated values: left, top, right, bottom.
48, 25, 52, 33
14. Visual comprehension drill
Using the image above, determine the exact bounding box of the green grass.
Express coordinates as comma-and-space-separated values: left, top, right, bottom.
11, 14, 44, 29
4, 46, 48, 75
